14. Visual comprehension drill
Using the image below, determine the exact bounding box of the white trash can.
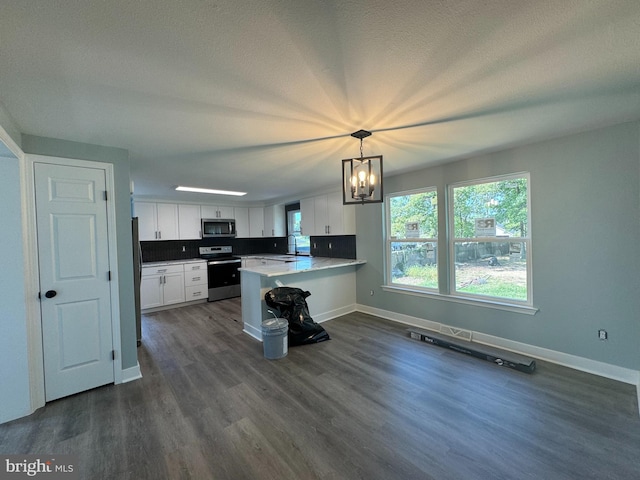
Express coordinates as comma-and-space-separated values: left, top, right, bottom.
261, 317, 288, 360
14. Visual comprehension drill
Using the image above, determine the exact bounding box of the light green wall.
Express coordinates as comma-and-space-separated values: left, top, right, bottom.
21, 135, 137, 370
0, 155, 31, 423
356, 121, 640, 371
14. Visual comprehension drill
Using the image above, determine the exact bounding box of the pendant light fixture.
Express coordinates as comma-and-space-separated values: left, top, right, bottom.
342, 129, 383, 205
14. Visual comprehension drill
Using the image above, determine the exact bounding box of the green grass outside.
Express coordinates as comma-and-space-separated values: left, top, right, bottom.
397, 264, 527, 301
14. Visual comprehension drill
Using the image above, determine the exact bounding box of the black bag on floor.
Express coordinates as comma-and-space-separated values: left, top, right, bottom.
265, 287, 330, 346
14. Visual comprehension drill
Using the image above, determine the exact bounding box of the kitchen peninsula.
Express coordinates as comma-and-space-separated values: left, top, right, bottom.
239, 256, 366, 340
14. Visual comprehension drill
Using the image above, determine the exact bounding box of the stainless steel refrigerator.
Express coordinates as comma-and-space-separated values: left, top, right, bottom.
132, 217, 142, 346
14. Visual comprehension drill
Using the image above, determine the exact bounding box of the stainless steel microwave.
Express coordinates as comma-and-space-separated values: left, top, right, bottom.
201, 218, 236, 237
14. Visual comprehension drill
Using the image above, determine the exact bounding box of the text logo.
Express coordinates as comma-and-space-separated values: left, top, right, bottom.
1, 455, 78, 479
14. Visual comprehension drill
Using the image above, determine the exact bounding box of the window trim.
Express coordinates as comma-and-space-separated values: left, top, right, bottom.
448, 172, 532, 306
385, 186, 439, 291
384, 172, 534, 311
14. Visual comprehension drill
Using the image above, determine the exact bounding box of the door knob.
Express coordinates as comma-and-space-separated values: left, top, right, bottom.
45, 290, 57, 298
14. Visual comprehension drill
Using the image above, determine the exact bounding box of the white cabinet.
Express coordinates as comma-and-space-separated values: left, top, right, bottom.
300, 197, 315, 237
141, 264, 185, 309
178, 204, 201, 239
135, 202, 179, 241
249, 207, 265, 237
326, 191, 355, 235
300, 193, 355, 236
239, 205, 285, 237
184, 261, 207, 302
201, 205, 234, 219
264, 204, 285, 237
234, 207, 250, 238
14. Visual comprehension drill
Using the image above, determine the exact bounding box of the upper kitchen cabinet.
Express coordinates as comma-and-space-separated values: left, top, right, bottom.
300, 192, 355, 236
234, 207, 250, 238
248, 207, 265, 238
201, 205, 234, 219
135, 202, 179, 241
300, 197, 315, 237
264, 204, 285, 237
178, 204, 201, 239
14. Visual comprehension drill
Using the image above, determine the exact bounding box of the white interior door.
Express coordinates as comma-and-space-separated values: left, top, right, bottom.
34, 162, 115, 401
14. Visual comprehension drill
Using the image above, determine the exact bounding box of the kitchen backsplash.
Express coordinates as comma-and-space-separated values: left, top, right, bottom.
141, 235, 356, 262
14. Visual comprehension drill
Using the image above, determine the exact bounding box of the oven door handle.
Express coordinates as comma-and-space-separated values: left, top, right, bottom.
207, 259, 241, 266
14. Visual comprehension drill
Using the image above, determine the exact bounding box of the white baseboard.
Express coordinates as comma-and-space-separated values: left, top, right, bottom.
314, 304, 357, 324
243, 323, 262, 341
120, 363, 142, 384
355, 304, 640, 387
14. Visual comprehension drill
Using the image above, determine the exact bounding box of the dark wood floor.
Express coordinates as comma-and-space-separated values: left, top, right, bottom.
2, 298, 639, 479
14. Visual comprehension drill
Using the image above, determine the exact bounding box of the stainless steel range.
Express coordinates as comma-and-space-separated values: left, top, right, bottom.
199, 246, 241, 302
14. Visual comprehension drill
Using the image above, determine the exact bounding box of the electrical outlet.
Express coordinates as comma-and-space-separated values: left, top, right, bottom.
598, 329, 608, 340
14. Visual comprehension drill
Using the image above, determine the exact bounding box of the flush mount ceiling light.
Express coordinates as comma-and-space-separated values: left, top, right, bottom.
175, 186, 247, 196
342, 129, 383, 205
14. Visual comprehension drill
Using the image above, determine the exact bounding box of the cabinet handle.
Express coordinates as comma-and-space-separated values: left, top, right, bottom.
192, 276, 201, 281
159, 276, 163, 285
192, 291, 201, 297
155, 231, 158, 239
158, 231, 162, 239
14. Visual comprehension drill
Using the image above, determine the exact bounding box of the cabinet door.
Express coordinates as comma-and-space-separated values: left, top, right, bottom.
200, 205, 218, 219
314, 195, 329, 235
249, 207, 265, 237
156, 203, 179, 240
135, 202, 158, 241
202, 205, 234, 219
327, 191, 355, 235
300, 197, 315, 236
264, 204, 285, 237
217, 206, 234, 218
162, 272, 185, 305
140, 274, 163, 309
234, 207, 250, 238
178, 204, 202, 239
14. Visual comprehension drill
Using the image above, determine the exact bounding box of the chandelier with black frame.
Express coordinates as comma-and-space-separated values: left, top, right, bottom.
342, 129, 383, 205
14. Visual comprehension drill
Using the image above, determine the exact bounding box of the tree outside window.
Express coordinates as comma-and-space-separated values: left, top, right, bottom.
385, 173, 532, 306
387, 189, 438, 289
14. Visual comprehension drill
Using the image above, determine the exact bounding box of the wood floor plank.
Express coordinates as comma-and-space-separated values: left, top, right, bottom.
2, 298, 640, 479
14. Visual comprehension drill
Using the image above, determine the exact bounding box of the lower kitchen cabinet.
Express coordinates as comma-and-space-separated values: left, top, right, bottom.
141, 264, 185, 309
184, 261, 208, 301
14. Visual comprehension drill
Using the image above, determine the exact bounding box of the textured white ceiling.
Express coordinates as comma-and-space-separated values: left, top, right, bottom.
1, 0, 639, 203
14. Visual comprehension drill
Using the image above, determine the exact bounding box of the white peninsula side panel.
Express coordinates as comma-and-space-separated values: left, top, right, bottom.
240, 262, 361, 341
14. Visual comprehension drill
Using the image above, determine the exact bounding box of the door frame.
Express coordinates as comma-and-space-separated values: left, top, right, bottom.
22, 154, 122, 412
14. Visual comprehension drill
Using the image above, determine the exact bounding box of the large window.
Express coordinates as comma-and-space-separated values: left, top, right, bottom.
386, 188, 438, 290
385, 173, 532, 307
450, 174, 530, 304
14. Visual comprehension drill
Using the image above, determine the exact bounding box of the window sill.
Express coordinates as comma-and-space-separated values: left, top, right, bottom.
381, 285, 539, 315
